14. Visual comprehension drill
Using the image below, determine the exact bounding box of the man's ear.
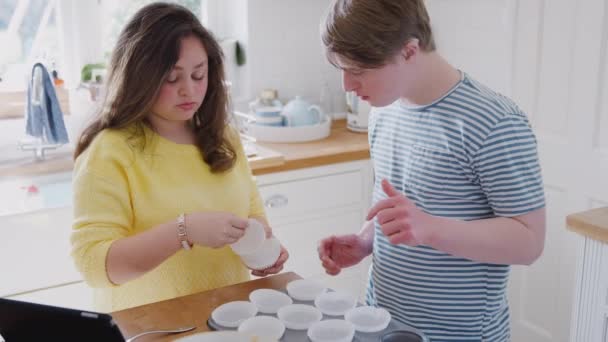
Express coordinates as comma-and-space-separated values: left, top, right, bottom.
400, 38, 420, 62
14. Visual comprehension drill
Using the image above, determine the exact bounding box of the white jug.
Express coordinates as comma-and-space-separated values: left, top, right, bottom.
345, 92, 371, 132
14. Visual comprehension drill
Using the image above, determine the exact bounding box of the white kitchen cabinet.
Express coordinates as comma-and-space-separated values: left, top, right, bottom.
9, 281, 93, 311
0, 206, 79, 298
256, 159, 373, 300
569, 235, 608, 342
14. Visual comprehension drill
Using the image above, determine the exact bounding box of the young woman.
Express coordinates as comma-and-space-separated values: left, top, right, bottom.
71, 2, 288, 313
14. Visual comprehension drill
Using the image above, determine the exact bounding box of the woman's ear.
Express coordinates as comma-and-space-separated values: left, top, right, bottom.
401, 38, 420, 62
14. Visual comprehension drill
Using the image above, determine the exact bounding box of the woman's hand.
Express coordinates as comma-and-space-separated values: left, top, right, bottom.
251, 245, 289, 277
185, 212, 248, 248
245, 218, 288, 276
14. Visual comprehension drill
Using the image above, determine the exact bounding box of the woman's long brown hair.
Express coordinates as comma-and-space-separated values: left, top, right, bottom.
74, 2, 236, 173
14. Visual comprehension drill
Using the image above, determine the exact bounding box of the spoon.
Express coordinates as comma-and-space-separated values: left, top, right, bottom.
125, 326, 196, 342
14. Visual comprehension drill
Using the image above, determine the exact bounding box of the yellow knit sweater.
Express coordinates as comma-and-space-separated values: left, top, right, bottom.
71, 124, 265, 312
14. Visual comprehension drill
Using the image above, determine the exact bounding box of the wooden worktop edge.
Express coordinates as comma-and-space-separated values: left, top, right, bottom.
566, 207, 608, 243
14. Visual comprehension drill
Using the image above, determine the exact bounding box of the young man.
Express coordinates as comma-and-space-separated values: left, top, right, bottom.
317, 1, 546, 341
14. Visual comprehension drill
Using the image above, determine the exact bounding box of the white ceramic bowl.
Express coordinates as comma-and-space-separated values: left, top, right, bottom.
249, 289, 293, 314
246, 114, 332, 143
174, 331, 277, 342
286, 279, 327, 301
253, 106, 282, 118
314, 291, 357, 316
173, 331, 250, 342
230, 219, 266, 256
210, 301, 258, 328
277, 304, 322, 330
307, 319, 355, 342
344, 306, 391, 333
241, 237, 281, 270
237, 315, 285, 340
253, 115, 284, 126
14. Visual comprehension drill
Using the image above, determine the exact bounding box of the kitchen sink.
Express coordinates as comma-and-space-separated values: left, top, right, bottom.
0, 170, 72, 216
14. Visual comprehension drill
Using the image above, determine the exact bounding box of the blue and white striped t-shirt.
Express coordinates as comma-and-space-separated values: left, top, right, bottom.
366, 72, 545, 341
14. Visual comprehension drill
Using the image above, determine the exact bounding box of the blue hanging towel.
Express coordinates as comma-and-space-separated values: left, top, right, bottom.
25, 63, 69, 144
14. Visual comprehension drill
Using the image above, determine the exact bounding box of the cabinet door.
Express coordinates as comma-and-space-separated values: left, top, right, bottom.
271, 208, 371, 300
272, 208, 362, 278
0, 207, 79, 297
259, 168, 366, 225
256, 161, 374, 300
8, 281, 93, 311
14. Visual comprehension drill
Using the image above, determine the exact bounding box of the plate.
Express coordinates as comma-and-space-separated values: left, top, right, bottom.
237, 316, 285, 340
174, 331, 276, 342
277, 304, 322, 330
286, 279, 327, 301
247, 114, 332, 143
314, 291, 357, 316
249, 289, 293, 314
344, 306, 391, 332
210, 301, 257, 328
307, 319, 355, 342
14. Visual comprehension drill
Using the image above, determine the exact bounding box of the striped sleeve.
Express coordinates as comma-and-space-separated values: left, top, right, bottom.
472, 115, 545, 216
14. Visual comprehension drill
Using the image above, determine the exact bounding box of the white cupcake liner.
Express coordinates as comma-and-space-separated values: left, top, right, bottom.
237, 315, 285, 340
241, 237, 281, 270
230, 218, 266, 256
210, 301, 258, 328
314, 291, 357, 316
249, 288, 293, 314
286, 279, 327, 301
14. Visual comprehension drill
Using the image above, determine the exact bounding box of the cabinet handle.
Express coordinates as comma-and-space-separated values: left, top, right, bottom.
264, 194, 288, 208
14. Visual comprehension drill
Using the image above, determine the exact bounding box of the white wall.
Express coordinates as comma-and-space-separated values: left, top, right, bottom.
426, 0, 516, 96
428, 1, 604, 341
57, 0, 104, 88
215, 0, 345, 114
246, 0, 341, 109
229, 0, 515, 114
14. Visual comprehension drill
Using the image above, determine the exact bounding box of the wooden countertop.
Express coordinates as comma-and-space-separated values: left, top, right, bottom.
253, 119, 370, 175
566, 207, 608, 243
0, 120, 369, 179
111, 272, 301, 341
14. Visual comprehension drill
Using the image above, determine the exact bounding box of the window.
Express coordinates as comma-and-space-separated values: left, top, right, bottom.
0, 0, 64, 119
0, 0, 203, 120
100, 0, 202, 60
0, 0, 62, 92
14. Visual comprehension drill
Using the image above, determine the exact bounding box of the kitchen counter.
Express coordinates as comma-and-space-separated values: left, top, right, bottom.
566, 207, 608, 243
111, 272, 301, 341
253, 119, 370, 175
0, 120, 370, 178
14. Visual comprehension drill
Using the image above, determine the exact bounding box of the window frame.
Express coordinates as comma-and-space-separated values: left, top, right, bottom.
0, 0, 216, 121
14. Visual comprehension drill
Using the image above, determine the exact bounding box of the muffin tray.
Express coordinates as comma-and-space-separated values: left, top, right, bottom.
207, 289, 428, 341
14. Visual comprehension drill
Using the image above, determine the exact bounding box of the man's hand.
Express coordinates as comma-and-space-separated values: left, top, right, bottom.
366, 179, 437, 246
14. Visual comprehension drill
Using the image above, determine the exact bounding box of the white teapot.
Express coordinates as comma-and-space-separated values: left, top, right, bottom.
281, 96, 323, 127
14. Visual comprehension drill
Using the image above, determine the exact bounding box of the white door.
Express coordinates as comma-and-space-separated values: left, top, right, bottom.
428, 0, 608, 341
509, 0, 608, 341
